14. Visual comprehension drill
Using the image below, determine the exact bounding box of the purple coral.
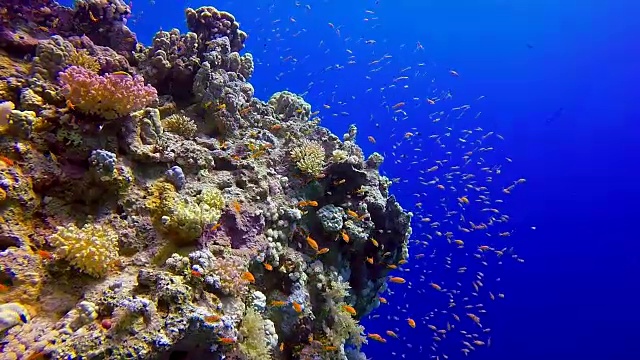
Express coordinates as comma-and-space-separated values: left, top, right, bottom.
58, 65, 157, 119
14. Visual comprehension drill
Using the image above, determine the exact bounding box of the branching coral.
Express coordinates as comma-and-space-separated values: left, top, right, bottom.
58, 65, 158, 119
290, 140, 326, 177
48, 221, 120, 278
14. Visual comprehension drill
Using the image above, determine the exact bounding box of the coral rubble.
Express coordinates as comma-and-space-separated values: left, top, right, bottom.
0, 2, 411, 360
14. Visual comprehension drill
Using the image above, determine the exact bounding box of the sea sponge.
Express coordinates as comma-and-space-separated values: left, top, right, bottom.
48, 221, 120, 278
290, 140, 326, 177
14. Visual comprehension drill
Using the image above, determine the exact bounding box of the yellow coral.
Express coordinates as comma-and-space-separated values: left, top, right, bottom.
147, 181, 224, 245
290, 140, 326, 176
0, 187, 6, 202
162, 113, 198, 138
48, 221, 119, 278
67, 50, 100, 73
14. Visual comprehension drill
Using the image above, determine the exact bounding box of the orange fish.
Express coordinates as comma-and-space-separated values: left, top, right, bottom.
204, 315, 221, 323
263, 262, 273, 271
219, 337, 236, 345
191, 269, 202, 277
366, 257, 374, 264
292, 301, 302, 313
378, 296, 387, 304
306, 236, 319, 251
392, 102, 405, 110
368, 136, 376, 144
340, 230, 350, 243
317, 248, 330, 255
342, 305, 357, 316
210, 222, 222, 231
88, 10, 99, 22
37, 249, 53, 260
397, 259, 408, 265
0, 284, 9, 293
407, 318, 416, 328
346, 209, 359, 218
307, 200, 318, 207
270, 300, 286, 307
389, 276, 406, 284
367, 333, 387, 343
241, 271, 255, 283
386, 330, 398, 338
232, 200, 241, 214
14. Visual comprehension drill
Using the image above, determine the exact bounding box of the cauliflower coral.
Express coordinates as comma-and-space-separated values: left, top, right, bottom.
58, 66, 157, 120
48, 222, 120, 278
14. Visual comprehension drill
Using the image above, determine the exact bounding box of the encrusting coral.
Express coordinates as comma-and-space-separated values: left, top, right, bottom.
0, 2, 412, 360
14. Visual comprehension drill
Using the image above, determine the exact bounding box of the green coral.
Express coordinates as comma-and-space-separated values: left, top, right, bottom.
147, 181, 224, 245
238, 307, 271, 359
48, 221, 120, 278
290, 140, 326, 176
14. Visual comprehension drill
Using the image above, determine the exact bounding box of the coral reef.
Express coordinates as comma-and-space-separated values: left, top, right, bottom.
0, 3, 411, 360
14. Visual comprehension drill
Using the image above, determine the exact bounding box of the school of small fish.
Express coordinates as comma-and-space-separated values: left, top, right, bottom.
141, 1, 529, 358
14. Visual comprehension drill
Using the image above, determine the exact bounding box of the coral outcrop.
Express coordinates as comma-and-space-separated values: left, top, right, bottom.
0, 2, 411, 360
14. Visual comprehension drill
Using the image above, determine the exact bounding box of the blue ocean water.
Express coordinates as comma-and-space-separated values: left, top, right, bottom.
59, 0, 640, 358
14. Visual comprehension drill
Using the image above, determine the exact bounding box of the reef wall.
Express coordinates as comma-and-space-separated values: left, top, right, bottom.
0, 1, 411, 359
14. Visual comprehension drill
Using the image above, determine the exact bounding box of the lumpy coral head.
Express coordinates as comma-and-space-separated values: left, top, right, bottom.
58, 65, 158, 119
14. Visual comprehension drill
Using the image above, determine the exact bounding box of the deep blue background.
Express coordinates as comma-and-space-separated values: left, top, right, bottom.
62, 0, 640, 358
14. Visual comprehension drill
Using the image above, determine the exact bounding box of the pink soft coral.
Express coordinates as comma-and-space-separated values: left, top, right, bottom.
58, 66, 157, 119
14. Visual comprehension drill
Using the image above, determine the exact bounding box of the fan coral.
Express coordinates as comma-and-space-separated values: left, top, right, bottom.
290, 140, 326, 176
58, 65, 158, 119
48, 221, 120, 278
